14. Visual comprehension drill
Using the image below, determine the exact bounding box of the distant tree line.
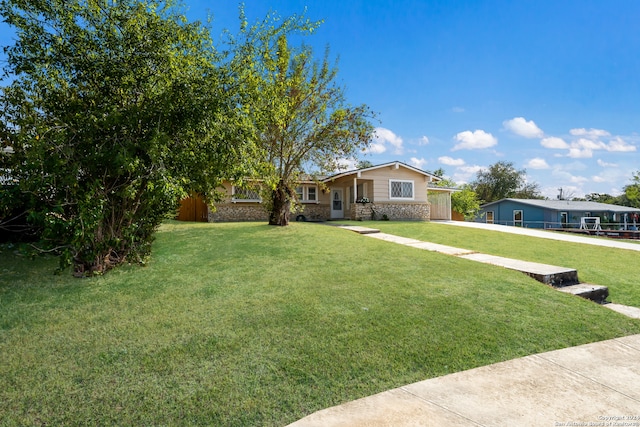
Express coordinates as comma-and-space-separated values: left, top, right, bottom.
574, 171, 640, 208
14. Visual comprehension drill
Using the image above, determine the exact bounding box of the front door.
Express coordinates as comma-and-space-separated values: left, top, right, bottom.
560, 212, 568, 228
331, 189, 344, 219
514, 209, 523, 227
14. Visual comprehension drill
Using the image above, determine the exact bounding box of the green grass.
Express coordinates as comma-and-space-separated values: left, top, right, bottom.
1, 221, 639, 426
368, 221, 640, 307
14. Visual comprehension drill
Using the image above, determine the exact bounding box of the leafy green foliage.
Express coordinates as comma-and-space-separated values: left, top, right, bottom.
356, 160, 375, 169
229, 10, 376, 225
0, 0, 252, 274
624, 171, 640, 208
471, 161, 542, 203
451, 185, 481, 220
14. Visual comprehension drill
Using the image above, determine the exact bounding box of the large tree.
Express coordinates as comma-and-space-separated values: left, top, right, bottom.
471, 161, 541, 203
0, 0, 252, 275
231, 11, 376, 226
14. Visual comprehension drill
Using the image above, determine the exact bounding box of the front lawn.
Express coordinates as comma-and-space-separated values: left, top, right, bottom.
1, 221, 639, 426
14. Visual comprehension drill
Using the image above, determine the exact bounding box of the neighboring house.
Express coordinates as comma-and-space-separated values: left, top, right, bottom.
477, 198, 640, 229
185, 161, 452, 222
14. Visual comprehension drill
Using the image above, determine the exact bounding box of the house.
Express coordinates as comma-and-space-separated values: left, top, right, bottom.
477, 198, 640, 229
185, 161, 453, 222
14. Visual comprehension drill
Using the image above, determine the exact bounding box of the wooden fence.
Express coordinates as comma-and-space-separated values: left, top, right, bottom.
176, 195, 208, 222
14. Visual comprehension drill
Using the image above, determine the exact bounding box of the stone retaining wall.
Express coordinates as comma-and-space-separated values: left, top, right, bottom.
209, 203, 330, 222
295, 204, 331, 221
209, 204, 268, 222
352, 202, 430, 221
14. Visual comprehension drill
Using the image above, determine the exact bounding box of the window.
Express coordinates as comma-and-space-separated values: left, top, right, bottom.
232, 185, 261, 202
389, 180, 414, 200
295, 185, 319, 203
307, 186, 316, 201
486, 211, 494, 224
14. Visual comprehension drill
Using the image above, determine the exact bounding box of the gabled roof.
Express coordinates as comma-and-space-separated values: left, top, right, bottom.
481, 198, 640, 213
322, 161, 440, 182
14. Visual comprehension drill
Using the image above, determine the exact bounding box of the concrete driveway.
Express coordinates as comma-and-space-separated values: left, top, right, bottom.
435, 220, 640, 251
288, 334, 640, 427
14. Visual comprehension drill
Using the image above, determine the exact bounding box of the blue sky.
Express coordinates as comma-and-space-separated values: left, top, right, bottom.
2, 1, 639, 198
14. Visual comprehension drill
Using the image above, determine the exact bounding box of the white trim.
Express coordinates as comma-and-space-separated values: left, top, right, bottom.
389, 179, 415, 200
323, 161, 439, 183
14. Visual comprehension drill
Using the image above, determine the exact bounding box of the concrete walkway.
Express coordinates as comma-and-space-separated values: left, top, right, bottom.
288, 334, 640, 426
287, 222, 640, 426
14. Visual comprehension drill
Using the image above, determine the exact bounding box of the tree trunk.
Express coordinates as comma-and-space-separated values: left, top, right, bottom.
269, 180, 291, 226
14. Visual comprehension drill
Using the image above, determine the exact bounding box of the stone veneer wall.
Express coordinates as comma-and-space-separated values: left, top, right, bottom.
209, 204, 268, 222
296, 204, 331, 221
351, 202, 430, 221
209, 203, 330, 222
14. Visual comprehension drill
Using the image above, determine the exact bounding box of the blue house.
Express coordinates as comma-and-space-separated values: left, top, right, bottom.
477, 199, 640, 229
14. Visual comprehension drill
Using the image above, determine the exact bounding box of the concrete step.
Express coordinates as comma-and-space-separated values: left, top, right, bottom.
337, 225, 380, 234
556, 283, 609, 303
457, 253, 579, 287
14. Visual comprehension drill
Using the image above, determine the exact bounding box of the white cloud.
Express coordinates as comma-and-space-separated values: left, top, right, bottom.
575, 138, 607, 150
438, 156, 466, 166
503, 117, 544, 138
567, 147, 594, 158
366, 142, 386, 154
366, 127, 404, 155
452, 130, 497, 151
452, 165, 484, 185
607, 136, 636, 152
418, 136, 429, 145
585, 167, 630, 189
526, 158, 550, 169
452, 107, 465, 113
570, 128, 610, 139
460, 165, 486, 174
597, 159, 618, 167
570, 175, 589, 184
566, 138, 601, 158
541, 136, 569, 149
410, 157, 427, 169
539, 127, 635, 160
